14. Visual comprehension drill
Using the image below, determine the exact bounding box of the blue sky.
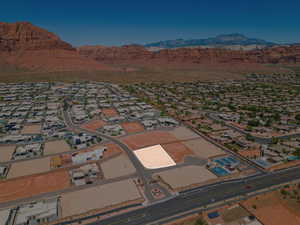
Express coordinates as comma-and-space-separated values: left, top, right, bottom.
1, 0, 299, 46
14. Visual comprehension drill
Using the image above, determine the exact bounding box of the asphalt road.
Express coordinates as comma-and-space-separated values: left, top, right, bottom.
61, 103, 300, 225
0, 173, 136, 209
62, 108, 172, 203
87, 166, 300, 225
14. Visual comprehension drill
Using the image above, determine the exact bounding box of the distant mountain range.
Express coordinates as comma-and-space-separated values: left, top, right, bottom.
0, 22, 299, 73
144, 33, 278, 50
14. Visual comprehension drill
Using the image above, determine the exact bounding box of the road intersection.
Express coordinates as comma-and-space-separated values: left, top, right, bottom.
86, 165, 300, 225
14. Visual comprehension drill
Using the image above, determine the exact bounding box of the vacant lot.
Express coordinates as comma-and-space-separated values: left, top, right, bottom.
183, 138, 224, 158
101, 154, 136, 179
7, 157, 51, 179
102, 108, 119, 117
44, 140, 71, 155
0, 170, 70, 203
61, 179, 141, 218
169, 127, 199, 141
121, 131, 178, 150
103, 143, 123, 158
221, 205, 250, 223
168, 127, 224, 159
134, 145, 176, 169
0, 145, 15, 162
162, 142, 194, 163
156, 165, 217, 190
122, 130, 197, 162
81, 120, 107, 131
21, 124, 41, 134
121, 122, 145, 134
242, 190, 300, 225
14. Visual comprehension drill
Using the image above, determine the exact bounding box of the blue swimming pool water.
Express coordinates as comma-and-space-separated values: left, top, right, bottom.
214, 157, 239, 167
287, 156, 299, 161
214, 159, 226, 166
227, 157, 238, 163
211, 167, 230, 176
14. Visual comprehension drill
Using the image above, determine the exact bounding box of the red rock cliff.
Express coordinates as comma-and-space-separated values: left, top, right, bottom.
79, 44, 300, 65
0, 22, 74, 51
0, 22, 112, 71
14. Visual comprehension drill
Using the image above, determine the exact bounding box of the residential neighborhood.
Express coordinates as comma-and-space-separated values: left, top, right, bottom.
0, 77, 299, 225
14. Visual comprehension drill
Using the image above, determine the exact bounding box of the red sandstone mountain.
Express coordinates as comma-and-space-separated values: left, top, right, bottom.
78, 45, 153, 63
78, 44, 300, 65
0, 22, 112, 71
0, 22, 299, 73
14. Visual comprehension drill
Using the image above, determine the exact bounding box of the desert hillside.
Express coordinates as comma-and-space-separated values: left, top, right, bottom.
0, 22, 112, 71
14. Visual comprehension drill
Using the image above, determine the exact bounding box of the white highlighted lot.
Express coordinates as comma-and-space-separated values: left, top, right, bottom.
134, 145, 176, 169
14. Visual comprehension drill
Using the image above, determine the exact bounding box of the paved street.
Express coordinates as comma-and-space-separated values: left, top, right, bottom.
63, 108, 173, 203
0, 173, 136, 209
58, 102, 300, 225
86, 166, 300, 225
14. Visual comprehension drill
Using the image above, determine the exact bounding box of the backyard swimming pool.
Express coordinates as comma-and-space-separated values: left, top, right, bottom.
211, 167, 230, 176
287, 155, 299, 161
214, 156, 239, 167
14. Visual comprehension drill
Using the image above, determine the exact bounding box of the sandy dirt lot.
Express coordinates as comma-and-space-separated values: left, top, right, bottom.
162, 142, 194, 163
0, 145, 15, 162
183, 138, 224, 158
102, 108, 119, 117
101, 154, 136, 179
0, 170, 70, 203
156, 165, 217, 190
44, 140, 71, 155
168, 127, 199, 140
121, 122, 145, 134
21, 124, 41, 134
134, 145, 176, 169
81, 120, 107, 131
121, 131, 178, 150
61, 179, 141, 218
242, 191, 300, 225
7, 157, 51, 179
121, 130, 195, 162
103, 143, 123, 158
